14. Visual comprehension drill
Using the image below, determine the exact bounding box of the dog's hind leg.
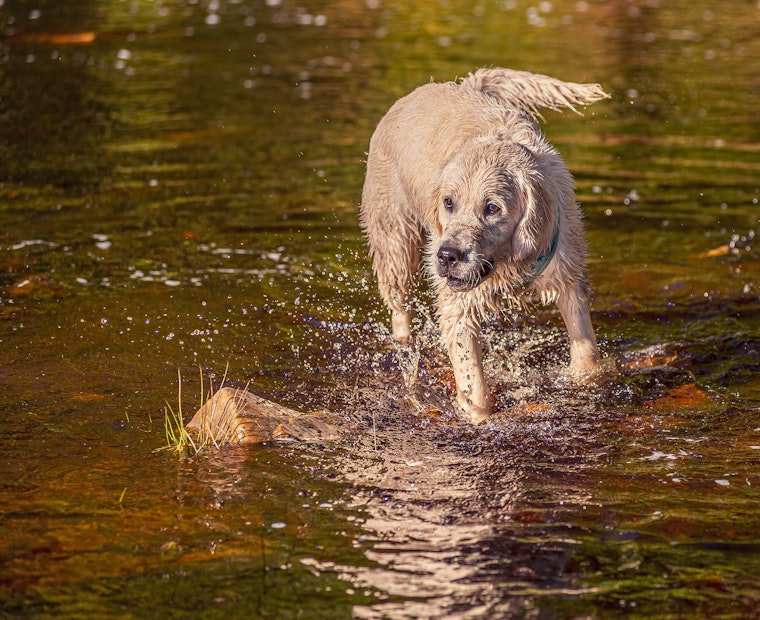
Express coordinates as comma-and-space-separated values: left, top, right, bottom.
360, 183, 422, 343
378, 239, 418, 344
376, 243, 419, 343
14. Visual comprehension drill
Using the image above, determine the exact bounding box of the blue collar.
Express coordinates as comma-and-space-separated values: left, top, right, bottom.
520, 213, 560, 285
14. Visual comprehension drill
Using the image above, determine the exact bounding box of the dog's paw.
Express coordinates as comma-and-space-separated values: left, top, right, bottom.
566, 356, 617, 385
456, 393, 494, 425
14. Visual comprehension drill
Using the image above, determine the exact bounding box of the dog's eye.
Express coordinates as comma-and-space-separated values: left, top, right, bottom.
443, 196, 454, 211
485, 202, 501, 216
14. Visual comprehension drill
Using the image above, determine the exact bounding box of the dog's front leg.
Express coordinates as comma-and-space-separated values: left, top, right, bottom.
441, 314, 492, 424
391, 309, 413, 344
556, 283, 600, 373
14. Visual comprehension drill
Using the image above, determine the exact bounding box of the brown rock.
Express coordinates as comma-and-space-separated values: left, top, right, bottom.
186, 387, 341, 446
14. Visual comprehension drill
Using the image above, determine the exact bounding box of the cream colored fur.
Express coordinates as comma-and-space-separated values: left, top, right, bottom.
360, 68, 608, 423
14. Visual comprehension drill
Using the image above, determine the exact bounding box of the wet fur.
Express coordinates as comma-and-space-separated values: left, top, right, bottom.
360, 68, 608, 423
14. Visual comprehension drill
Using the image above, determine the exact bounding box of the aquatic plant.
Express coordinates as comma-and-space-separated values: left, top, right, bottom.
161, 364, 234, 455
162, 368, 198, 454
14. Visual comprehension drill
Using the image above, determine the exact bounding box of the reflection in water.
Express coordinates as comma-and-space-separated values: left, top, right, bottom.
300, 321, 596, 616
0, 40, 111, 186
304, 309, 760, 617
342, 448, 574, 618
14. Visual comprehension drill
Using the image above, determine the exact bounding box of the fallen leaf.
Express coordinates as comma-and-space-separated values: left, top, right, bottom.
694, 244, 730, 259
10, 274, 68, 298
71, 393, 106, 402
9, 32, 97, 44
646, 383, 711, 413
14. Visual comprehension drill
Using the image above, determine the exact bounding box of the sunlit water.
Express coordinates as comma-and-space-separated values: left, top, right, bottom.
1, 0, 759, 618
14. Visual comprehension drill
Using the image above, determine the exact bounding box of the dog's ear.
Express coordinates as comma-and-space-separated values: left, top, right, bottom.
511, 157, 560, 261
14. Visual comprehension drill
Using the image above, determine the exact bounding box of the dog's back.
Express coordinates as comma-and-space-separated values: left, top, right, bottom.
366, 69, 607, 201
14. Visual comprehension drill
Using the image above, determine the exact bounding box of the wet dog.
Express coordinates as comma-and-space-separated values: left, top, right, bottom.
360, 68, 608, 423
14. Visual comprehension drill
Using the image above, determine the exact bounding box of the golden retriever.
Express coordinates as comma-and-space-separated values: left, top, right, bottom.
360, 68, 608, 423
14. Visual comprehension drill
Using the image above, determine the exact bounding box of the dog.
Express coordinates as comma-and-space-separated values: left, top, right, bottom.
360, 68, 608, 423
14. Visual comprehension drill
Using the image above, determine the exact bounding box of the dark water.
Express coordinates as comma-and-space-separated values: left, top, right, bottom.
1, 0, 759, 617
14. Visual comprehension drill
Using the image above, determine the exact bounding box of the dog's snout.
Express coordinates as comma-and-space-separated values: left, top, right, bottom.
437, 246, 463, 268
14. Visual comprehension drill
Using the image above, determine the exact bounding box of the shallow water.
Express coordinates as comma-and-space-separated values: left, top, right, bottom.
1, 0, 759, 617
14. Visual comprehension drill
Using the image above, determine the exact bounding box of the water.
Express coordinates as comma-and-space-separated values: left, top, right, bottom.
1, 0, 759, 617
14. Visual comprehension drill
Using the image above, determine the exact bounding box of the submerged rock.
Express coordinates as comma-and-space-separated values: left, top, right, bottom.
186, 387, 342, 446
10, 274, 69, 298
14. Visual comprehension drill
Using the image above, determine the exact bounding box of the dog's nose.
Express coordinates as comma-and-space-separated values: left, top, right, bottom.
437, 246, 463, 268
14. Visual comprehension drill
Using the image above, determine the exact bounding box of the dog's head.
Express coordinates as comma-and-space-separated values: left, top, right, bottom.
429, 139, 560, 292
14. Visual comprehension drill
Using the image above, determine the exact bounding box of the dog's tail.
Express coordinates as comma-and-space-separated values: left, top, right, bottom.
460, 67, 609, 118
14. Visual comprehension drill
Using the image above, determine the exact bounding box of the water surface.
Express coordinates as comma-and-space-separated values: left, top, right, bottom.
1, 0, 759, 617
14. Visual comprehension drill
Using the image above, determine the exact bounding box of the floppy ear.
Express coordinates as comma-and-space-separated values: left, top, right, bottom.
511, 152, 562, 261
511, 172, 554, 260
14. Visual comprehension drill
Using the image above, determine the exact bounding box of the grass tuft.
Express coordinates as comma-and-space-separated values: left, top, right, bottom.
161, 368, 198, 454
160, 363, 238, 455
